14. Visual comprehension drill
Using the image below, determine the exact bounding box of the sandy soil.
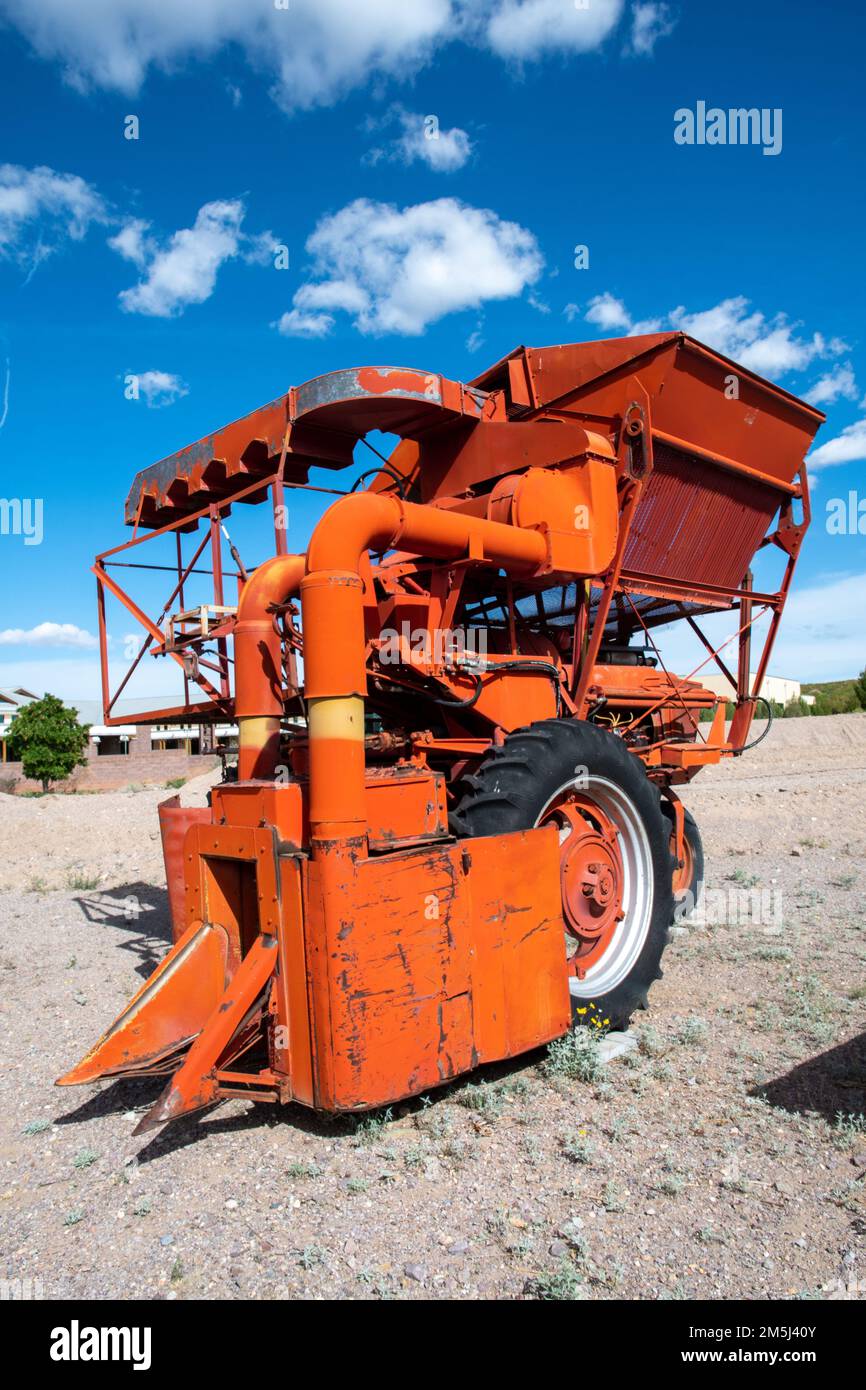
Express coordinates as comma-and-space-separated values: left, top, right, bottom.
1, 716, 864, 1301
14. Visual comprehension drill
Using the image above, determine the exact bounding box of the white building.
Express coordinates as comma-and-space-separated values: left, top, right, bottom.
700, 673, 815, 706
0, 687, 39, 760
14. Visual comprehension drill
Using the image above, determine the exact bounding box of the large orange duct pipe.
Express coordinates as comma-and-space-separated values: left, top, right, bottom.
301, 492, 548, 843
304, 492, 548, 574
235, 552, 305, 779
232, 496, 549, 830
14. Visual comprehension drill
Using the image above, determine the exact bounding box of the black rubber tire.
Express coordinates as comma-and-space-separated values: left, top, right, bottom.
664, 805, 705, 919
450, 718, 675, 1029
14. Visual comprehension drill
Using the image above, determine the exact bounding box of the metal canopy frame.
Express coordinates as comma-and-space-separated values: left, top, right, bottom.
95, 477, 288, 728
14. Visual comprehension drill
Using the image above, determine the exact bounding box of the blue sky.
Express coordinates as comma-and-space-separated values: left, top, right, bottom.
0, 0, 864, 703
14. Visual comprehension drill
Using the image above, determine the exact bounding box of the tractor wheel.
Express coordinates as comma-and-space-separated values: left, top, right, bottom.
666, 806, 705, 915
450, 718, 675, 1029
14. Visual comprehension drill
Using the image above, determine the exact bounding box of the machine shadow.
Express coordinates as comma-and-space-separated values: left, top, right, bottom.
74, 881, 172, 980
133, 1047, 548, 1164
751, 1030, 866, 1125
55, 1046, 547, 1164
54, 1075, 166, 1125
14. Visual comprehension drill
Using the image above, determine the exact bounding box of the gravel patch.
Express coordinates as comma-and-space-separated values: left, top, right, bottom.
1, 717, 864, 1300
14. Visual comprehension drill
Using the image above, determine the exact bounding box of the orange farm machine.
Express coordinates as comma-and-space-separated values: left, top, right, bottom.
58, 332, 823, 1132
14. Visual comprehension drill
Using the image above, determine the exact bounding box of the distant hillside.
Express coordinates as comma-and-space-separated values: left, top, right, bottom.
798, 676, 863, 716
801, 678, 858, 700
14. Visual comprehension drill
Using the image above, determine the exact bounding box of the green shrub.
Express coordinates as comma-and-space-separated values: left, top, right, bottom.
8, 694, 89, 791
543, 1027, 603, 1083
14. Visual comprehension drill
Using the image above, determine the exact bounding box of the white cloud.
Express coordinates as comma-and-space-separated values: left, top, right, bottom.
367, 107, 473, 172
653, 571, 866, 684
107, 216, 152, 267
110, 199, 271, 317
0, 657, 188, 703
0, 622, 98, 649
0, 169, 273, 310
670, 299, 841, 375
0, 1, 670, 112
241, 230, 281, 268
272, 276, 367, 336
0, 0, 453, 110
585, 291, 632, 332
761, 572, 866, 681
0, 163, 107, 269
583, 292, 846, 380
807, 418, 866, 472
0, 356, 9, 431
477, 0, 625, 61
563, 302, 580, 322
129, 370, 189, 408
276, 196, 543, 337
272, 308, 335, 339
806, 363, 858, 407
466, 322, 485, 352
625, 2, 676, 57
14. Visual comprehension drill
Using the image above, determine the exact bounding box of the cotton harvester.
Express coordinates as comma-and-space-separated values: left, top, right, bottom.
57, 333, 822, 1132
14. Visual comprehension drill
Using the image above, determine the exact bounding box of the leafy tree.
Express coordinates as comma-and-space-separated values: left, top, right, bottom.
855, 667, 866, 710
8, 694, 90, 792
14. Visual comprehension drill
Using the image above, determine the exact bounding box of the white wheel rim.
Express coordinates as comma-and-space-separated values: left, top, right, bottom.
536, 774, 655, 999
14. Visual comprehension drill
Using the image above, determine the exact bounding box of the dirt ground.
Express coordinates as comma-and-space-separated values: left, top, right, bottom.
1, 715, 864, 1301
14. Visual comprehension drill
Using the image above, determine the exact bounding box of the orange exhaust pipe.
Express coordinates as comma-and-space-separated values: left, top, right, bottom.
234, 552, 305, 779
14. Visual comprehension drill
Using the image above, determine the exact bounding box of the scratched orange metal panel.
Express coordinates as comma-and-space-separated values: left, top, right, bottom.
459, 668, 556, 726
302, 840, 473, 1111
587, 663, 717, 707
211, 782, 305, 838
417, 420, 600, 501
466, 827, 570, 1063
158, 798, 211, 942
303, 829, 568, 1112
212, 772, 448, 852
124, 396, 292, 525
365, 768, 449, 848
272, 855, 314, 1105
190, 824, 282, 952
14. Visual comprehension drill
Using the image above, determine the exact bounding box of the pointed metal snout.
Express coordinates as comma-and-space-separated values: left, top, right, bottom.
56, 921, 228, 1087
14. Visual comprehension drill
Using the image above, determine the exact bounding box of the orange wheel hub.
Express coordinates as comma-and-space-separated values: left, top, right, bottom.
670, 828, 694, 895
541, 792, 625, 979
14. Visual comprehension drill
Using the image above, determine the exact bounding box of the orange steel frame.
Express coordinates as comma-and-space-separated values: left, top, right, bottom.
61, 335, 823, 1130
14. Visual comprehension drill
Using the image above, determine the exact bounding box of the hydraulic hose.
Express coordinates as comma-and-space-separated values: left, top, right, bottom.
737, 695, 774, 753
433, 658, 563, 716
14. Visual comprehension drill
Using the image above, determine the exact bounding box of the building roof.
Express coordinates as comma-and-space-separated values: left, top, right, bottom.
0, 690, 208, 730
0, 687, 38, 706
69, 696, 214, 726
